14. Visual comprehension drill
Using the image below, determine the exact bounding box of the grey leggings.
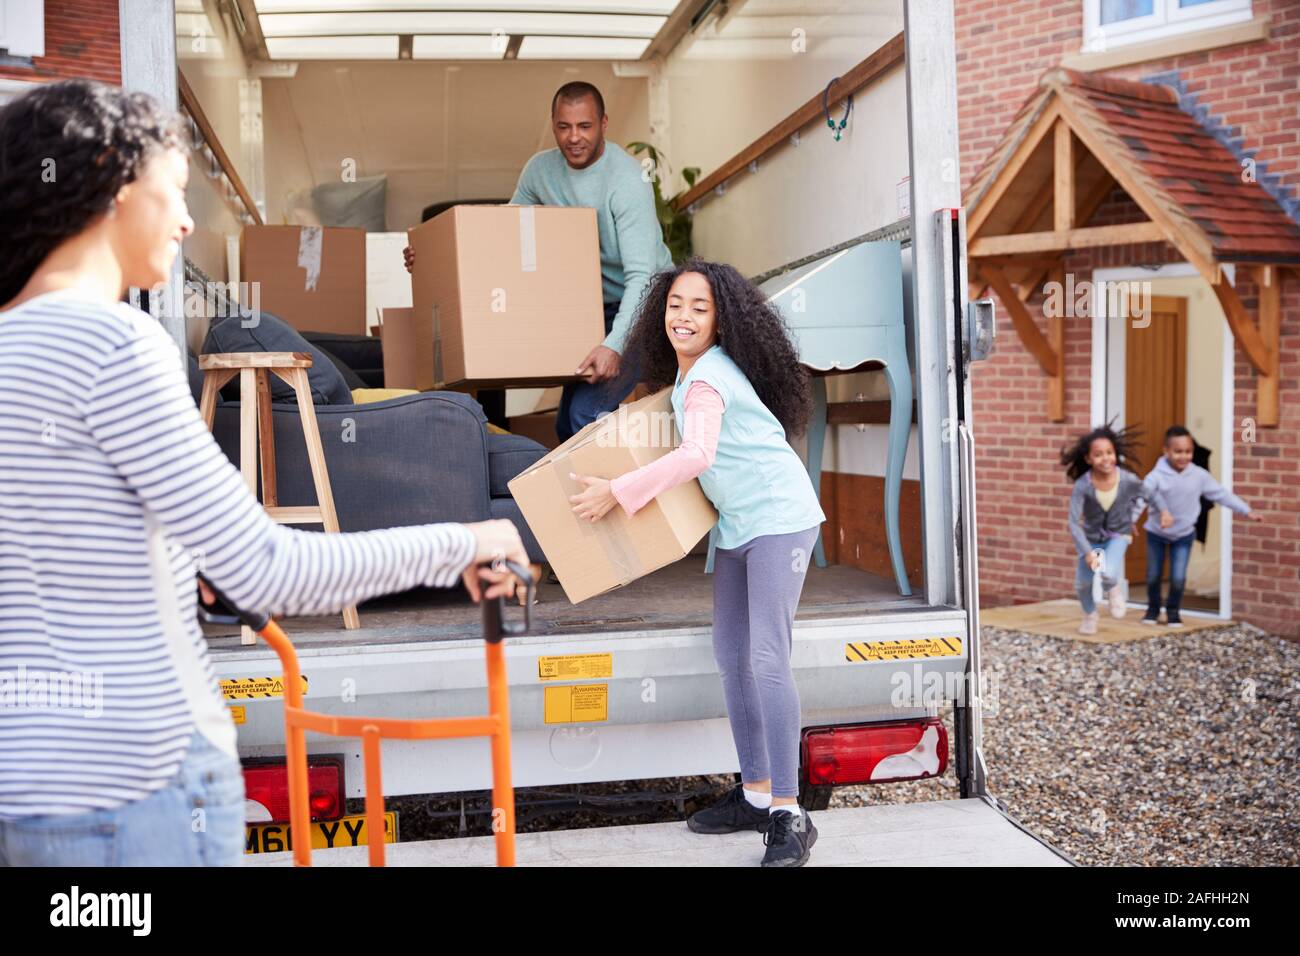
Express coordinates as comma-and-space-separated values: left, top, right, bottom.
711, 525, 820, 799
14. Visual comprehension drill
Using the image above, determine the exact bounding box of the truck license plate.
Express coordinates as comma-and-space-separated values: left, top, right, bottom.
245, 812, 398, 855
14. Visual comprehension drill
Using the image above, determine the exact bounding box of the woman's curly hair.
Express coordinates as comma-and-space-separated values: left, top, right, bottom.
0, 78, 188, 306
623, 257, 813, 437
1059, 420, 1144, 482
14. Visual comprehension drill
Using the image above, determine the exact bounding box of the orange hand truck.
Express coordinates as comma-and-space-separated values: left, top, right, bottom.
198, 562, 533, 867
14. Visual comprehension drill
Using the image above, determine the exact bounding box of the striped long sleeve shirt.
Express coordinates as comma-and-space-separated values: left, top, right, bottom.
0, 289, 477, 817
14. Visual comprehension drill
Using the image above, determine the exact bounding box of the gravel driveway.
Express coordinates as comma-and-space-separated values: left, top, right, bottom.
831, 622, 1299, 866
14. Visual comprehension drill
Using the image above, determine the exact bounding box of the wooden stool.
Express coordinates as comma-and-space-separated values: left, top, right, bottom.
198, 352, 360, 643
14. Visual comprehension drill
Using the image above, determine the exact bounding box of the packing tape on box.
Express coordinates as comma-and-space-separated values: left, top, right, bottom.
518, 206, 537, 273
432, 304, 444, 384
297, 225, 323, 291
552, 459, 642, 583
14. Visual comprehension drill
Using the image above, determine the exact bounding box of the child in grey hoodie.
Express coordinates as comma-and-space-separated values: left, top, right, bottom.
1062, 424, 1167, 635
1141, 426, 1262, 627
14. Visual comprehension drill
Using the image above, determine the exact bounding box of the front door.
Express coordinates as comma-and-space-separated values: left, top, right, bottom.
1124, 294, 1187, 585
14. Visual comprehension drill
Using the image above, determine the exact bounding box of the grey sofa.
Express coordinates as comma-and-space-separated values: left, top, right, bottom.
187, 324, 547, 563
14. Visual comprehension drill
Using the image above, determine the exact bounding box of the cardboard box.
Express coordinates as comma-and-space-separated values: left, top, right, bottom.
380, 307, 435, 391
241, 225, 366, 336
508, 389, 717, 604
408, 205, 604, 386
507, 412, 560, 450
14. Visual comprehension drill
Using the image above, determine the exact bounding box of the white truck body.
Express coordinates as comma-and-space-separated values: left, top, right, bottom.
117, 0, 1070, 863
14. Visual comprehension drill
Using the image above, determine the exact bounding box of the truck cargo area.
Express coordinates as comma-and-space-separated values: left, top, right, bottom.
200, 557, 925, 650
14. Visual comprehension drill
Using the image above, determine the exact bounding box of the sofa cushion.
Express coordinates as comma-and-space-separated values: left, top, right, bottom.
487, 431, 548, 498
203, 311, 353, 405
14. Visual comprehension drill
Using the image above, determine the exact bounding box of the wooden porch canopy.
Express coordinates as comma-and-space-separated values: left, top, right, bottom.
964, 68, 1300, 425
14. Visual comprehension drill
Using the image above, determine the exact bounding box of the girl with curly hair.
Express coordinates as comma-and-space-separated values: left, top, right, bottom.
567, 258, 825, 866
0, 79, 526, 866
1060, 422, 1166, 635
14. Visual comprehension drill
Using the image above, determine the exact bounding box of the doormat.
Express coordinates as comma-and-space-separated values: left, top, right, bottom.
980, 598, 1232, 644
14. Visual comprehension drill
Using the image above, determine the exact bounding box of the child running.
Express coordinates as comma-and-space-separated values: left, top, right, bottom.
1140, 426, 1261, 627
567, 258, 825, 867
1061, 424, 1166, 635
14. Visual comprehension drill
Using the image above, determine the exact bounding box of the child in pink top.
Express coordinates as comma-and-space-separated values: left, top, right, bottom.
565, 258, 824, 867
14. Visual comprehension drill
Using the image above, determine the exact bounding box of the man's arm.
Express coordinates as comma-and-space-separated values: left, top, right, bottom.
603, 176, 671, 355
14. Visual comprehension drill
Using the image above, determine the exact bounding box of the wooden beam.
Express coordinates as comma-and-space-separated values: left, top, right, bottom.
1047, 264, 1066, 422
981, 265, 1059, 376
967, 100, 1062, 239
178, 68, 263, 226
671, 33, 904, 212
970, 221, 1164, 257
1254, 265, 1280, 427
1211, 278, 1272, 374
1015, 165, 1117, 305
1054, 120, 1074, 232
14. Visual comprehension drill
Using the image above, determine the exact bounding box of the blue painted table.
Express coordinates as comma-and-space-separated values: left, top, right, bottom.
705, 240, 913, 596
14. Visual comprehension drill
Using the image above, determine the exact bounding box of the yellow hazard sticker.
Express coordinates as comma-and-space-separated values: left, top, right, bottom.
229, 705, 246, 725
544, 683, 608, 723
844, 637, 963, 662
220, 676, 309, 700
538, 653, 613, 681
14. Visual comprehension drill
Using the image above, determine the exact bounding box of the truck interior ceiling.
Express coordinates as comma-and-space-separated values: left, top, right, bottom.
179, 0, 942, 645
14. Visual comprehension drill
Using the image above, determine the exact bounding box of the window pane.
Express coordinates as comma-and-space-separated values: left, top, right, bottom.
1100, 0, 1155, 23
1179, 0, 1221, 7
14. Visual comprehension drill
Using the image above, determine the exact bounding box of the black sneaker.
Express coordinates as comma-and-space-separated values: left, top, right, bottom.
686, 785, 770, 834
761, 809, 817, 867
1165, 609, 1184, 629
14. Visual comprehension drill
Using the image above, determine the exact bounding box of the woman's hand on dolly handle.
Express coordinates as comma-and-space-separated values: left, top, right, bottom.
568, 473, 617, 523
462, 519, 529, 603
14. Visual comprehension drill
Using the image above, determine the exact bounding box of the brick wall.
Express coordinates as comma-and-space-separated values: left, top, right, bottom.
0, 0, 120, 86
957, 1, 1300, 637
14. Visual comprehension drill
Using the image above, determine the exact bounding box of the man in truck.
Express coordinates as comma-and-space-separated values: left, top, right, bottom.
405, 81, 672, 441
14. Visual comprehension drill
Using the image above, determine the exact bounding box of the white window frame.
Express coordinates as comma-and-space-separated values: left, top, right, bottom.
0, 77, 38, 105
1082, 0, 1252, 53
0, 0, 45, 58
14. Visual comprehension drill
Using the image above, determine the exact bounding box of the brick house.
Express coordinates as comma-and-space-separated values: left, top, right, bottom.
0, 0, 119, 89
956, 0, 1299, 638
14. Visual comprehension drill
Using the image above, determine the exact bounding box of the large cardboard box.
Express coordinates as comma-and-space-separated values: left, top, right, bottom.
380, 307, 435, 390
508, 389, 717, 604
408, 205, 604, 386
241, 225, 366, 335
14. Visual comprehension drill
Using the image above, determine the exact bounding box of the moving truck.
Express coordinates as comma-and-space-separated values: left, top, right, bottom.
112, 0, 1068, 863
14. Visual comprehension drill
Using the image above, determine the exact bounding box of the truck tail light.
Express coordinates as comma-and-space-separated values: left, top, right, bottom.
802, 718, 948, 786
243, 756, 344, 824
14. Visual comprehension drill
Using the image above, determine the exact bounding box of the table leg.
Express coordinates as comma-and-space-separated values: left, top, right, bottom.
807, 376, 828, 568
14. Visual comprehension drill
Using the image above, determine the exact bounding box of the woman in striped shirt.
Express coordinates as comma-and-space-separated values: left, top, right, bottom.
0, 80, 527, 866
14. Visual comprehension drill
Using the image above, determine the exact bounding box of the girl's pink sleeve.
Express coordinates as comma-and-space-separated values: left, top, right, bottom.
610, 381, 723, 517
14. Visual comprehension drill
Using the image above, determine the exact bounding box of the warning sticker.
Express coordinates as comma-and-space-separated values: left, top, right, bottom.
220, 676, 309, 700
538, 653, 613, 681
544, 683, 608, 724
229, 705, 247, 725
844, 638, 963, 662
